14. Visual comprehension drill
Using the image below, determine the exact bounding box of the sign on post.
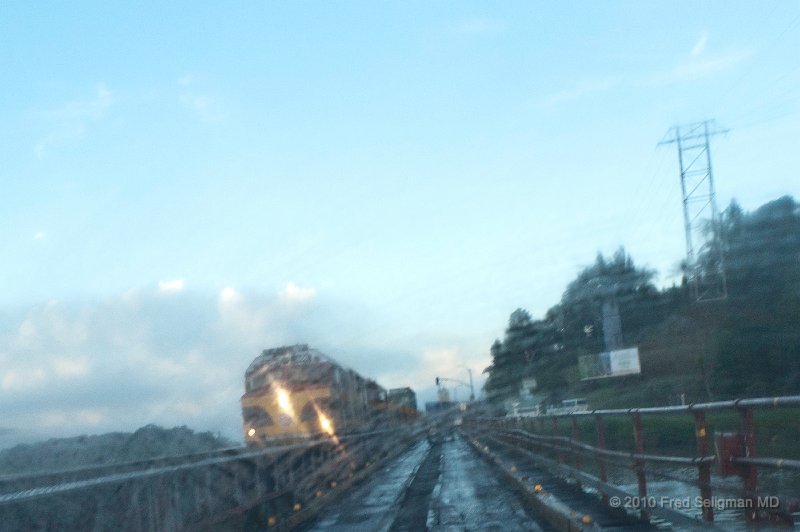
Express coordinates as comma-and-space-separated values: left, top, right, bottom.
579, 347, 641, 380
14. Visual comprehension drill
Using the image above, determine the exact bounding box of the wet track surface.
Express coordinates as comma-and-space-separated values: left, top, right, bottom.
309, 434, 550, 531
310, 440, 432, 531
425, 436, 548, 531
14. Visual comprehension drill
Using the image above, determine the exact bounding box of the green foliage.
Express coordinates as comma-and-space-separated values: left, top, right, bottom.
556, 248, 657, 355
703, 196, 800, 396
483, 309, 562, 401
483, 195, 800, 409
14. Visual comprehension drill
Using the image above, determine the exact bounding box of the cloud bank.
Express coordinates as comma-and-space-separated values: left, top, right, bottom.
0, 284, 487, 448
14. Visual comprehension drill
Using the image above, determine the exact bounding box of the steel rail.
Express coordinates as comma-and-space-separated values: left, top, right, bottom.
492, 395, 800, 420
0, 427, 406, 492
499, 428, 716, 466
731, 456, 800, 470
478, 432, 712, 530
0, 445, 309, 505
491, 426, 773, 504
0, 445, 248, 484
475, 394, 800, 526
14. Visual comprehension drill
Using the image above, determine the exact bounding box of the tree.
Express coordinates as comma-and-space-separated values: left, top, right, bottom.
556, 248, 657, 355
699, 196, 800, 394
483, 310, 534, 401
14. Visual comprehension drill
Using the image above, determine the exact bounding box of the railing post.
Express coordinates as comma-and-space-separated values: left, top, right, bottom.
571, 416, 582, 489
539, 417, 547, 460
553, 417, 565, 464
528, 418, 537, 457
739, 406, 759, 523
632, 412, 649, 522
595, 414, 608, 505
692, 410, 714, 523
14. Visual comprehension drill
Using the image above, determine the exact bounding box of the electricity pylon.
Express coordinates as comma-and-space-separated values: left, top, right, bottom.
659, 120, 728, 302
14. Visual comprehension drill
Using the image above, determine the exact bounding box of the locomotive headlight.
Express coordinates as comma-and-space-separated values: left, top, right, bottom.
274, 386, 295, 419
277, 389, 291, 411
247, 428, 256, 437
318, 413, 335, 436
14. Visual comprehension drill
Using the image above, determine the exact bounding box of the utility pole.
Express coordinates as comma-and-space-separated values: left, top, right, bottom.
659, 120, 728, 302
436, 374, 474, 402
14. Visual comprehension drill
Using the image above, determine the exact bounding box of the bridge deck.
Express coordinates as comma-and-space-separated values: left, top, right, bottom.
472, 432, 660, 531
308, 432, 661, 531
309, 435, 549, 531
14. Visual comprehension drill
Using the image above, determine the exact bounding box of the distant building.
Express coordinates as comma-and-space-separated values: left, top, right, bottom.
437, 386, 450, 403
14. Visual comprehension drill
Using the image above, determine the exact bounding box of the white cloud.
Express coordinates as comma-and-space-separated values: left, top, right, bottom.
0, 289, 468, 448
691, 31, 709, 56
180, 93, 225, 122
14, 319, 38, 349
40, 84, 114, 122
541, 47, 751, 108
76, 409, 107, 425
34, 124, 86, 159
219, 287, 242, 305
542, 77, 621, 107
38, 408, 107, 428
279, 281, 316, 303
53, 357, 90, 378
122, 287, 140, 302
158, 278, 185, 294
644, 48, 752, 86
2, 367, 46, 392
34, 84, 115, 158
33, 231, 45, 240
148, 357, 190, 377
216, 288, 275, 348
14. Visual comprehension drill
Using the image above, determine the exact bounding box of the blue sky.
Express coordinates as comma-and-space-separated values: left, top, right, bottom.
1, 1, 798, 445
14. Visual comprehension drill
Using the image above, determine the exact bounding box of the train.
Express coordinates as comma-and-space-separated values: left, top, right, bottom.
241, 344, 416, 445
387, 387, 418, 420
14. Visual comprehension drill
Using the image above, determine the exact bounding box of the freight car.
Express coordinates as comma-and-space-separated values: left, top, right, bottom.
387, 387, 418, 420
241, 344, 388, 445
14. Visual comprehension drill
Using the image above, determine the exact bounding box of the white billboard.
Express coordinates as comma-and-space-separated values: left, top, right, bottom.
600, 347, 641, 376
581, 347, 641, 380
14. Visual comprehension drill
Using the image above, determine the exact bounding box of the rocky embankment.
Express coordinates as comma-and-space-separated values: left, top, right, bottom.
0, 425, 234, 476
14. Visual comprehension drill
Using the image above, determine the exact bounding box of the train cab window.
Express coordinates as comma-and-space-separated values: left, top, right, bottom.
247, 374, 267, 392
300, 401, 316, 422
243, 406, 273, 427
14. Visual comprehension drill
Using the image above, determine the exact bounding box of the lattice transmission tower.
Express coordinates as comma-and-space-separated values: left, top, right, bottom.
659, 120, 728, 302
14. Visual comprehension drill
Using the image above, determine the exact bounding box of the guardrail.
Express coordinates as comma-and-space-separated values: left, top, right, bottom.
467, 395, 800, 527
0, 426, 423, 531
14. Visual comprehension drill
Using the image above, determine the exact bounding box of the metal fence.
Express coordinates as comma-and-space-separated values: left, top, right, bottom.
468, 395, 800, 527
0, 427, 423, 531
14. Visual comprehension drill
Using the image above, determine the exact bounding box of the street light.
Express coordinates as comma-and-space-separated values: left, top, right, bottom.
435, 370, 475, 403
459, 366, 475, 401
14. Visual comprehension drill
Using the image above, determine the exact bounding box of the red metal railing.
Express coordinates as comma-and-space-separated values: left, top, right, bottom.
471, 395, 800, 527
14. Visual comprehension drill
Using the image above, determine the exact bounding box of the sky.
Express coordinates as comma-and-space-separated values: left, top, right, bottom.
1, 1, 799, 447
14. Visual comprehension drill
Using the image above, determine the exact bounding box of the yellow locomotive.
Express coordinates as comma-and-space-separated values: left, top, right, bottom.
241, 345, 389, 445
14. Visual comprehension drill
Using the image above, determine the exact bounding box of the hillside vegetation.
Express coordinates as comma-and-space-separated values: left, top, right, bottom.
483, 195, 800, 409
0, 425, 234, 475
